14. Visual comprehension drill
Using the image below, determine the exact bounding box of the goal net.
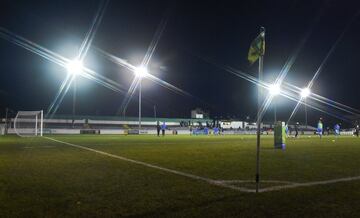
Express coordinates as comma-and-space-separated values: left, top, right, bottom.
14, 110, 43, 137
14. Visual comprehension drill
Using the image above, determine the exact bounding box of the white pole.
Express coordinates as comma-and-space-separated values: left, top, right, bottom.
40, 110, 43, 136
154, 105, 157, 119
35, 114, 38, 136
73, 77, 76, 128
305, 98, 308, 130
274, 97, 277, 124
139, 78, 142, 131
5, 108, 8, 135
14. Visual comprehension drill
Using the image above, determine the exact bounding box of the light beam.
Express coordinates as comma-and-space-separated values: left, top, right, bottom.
300, 87, 311, 98
135, 66, 149, 78
269, 84, 281, 96
66, 60, 83, 76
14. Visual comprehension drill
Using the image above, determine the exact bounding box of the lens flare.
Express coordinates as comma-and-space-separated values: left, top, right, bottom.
66, 60, 83, 76
135, 66, 149, 78
300, 87, 311, 98
269, 84, 281, 96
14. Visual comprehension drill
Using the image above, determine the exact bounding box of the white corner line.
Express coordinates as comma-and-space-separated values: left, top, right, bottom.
44, 137, 255, 193
259, 176, 360, 192
45, 137, 360, 194
216, 180, 299, 185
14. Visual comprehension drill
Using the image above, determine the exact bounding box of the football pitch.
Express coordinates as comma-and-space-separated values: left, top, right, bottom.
1, 134, 360, 217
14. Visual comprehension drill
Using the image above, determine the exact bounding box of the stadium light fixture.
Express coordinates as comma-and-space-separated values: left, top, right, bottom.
269, 83, 281, 96
134, 65, 149, 131
135, 66, 149, 78
66, 60, 83, 76
301, 87, 311, 98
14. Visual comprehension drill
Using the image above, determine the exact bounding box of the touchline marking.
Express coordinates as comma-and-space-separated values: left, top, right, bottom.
259, 176, 360, 192
44, 137, 255, 193
44, 137, 360, 193
24, 146, 56, 149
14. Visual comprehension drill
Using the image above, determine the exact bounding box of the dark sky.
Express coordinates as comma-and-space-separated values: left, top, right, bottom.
1, 0, 360, 126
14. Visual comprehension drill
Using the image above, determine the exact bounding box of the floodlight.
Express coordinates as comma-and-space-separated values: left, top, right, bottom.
301, 87, 311, 98
135, 66, 148, 78
66, 60, 83, 76
269, 84, 281, 96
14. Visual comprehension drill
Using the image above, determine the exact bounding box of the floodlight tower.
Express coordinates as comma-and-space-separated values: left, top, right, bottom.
66, 60, 83, 127
301, 87, 311, 130
269, 84, 281, 123
135, 66, 148, 131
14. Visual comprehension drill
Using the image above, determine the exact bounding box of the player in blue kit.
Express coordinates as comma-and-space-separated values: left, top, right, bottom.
334, 123, 340, 137
161, 122, 166, 136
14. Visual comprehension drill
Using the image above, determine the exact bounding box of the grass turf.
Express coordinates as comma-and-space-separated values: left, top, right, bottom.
0, 134, 360, 217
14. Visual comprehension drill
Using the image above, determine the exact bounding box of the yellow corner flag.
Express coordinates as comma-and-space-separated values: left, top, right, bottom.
248, 28, 265, 64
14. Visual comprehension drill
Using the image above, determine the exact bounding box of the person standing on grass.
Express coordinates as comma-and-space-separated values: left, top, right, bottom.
326, 126, 330, 135
295, 122, 299, 138
161, 122, 166, 136
334, 123, 340, 137
156, 121, 161, 137
317, 118, 323, 139
355, 121, 359, 137
204, 126, 209, 135
213, 126, 219, 135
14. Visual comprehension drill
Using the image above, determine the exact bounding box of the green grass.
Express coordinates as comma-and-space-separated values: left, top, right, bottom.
1, 134, 360, 217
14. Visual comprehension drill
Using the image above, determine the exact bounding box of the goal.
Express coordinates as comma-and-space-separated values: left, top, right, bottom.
14, 110, 43, 137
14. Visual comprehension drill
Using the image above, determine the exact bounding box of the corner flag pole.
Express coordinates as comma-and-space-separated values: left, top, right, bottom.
255, 27, 265, 193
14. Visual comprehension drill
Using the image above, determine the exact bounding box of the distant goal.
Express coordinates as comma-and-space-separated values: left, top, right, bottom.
14, 110, 43, 137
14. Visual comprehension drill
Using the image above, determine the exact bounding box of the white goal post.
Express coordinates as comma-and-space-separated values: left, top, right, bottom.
14, 110, 43, 137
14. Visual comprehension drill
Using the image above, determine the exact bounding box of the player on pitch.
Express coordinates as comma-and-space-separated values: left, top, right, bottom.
161, 122, 166, 137
317, 118, 323, 139
334, 123, 340, 137
156, 121, 161, 137
295, 122, 299, 138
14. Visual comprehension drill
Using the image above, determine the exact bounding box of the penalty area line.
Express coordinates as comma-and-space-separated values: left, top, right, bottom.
44, 137, 255, 193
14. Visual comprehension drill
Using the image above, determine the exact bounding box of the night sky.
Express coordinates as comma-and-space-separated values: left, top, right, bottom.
1, 0, 360, 126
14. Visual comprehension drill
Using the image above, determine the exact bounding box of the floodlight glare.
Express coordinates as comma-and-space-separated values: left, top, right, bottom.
301, 87, 311, 98
66, 60, 83, 76
135, 66, 148, 78
269, 84, 281, 96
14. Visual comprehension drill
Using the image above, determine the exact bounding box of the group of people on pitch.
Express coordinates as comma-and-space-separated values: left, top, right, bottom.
285, 118, 359, 138
355, 121, 360, 137
316, 118, 360, 138
189, 126, 221, 135
156, 122, 166, 137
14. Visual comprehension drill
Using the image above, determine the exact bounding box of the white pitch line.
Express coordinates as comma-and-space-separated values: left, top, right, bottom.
217, 180, 298, 185
44, 137, 360, 193
24, 146, 56, 149
259, 176, 360, 192
44, 137, 255, 193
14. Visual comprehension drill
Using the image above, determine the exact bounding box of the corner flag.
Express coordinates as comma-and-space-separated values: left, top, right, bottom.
248, 27, 265, 64
252, 26, 266, 193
